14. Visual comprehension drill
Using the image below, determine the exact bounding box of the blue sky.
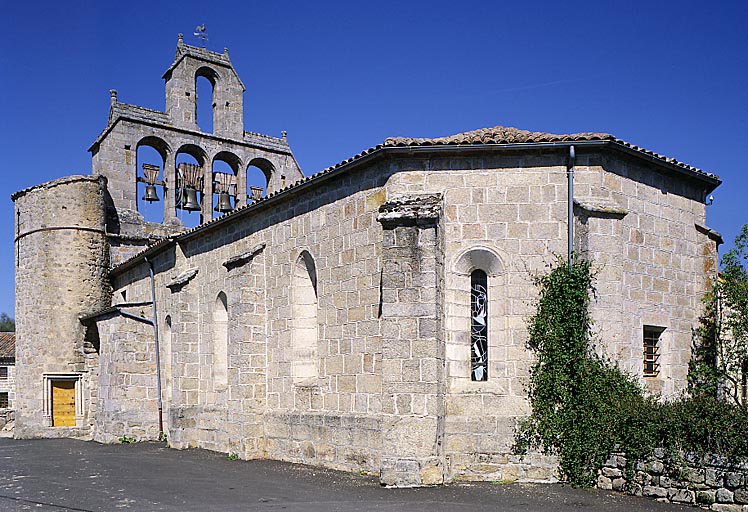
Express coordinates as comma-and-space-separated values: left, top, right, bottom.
1, 0, 746, 318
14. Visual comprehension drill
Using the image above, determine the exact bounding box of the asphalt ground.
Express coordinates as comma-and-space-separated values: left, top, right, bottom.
0, 438, 694, 511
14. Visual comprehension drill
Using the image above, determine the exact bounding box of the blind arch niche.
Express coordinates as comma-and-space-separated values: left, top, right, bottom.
213, 292, 228, 388
292, 251, 318, 385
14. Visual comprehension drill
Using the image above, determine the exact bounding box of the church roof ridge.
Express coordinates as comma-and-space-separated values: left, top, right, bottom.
382, 125, 715, 179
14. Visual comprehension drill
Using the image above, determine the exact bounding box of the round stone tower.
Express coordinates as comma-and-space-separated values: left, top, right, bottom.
12, 175, 110, 437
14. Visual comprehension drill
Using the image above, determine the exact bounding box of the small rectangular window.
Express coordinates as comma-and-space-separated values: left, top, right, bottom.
0, 367, 7, 379
0, 392, 8, 408
643, 326, 664, 377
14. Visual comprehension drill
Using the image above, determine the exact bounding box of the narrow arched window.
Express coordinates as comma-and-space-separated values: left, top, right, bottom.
471, 269, 488, 381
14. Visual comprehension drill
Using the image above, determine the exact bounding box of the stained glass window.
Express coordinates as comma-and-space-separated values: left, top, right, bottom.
471, 270, 488, 381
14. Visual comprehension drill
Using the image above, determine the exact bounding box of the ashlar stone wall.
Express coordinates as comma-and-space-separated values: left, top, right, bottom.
383, 149, 715, 482
96, 163, 394, 476
89, 146, 715, 486
575, 153, 714, 397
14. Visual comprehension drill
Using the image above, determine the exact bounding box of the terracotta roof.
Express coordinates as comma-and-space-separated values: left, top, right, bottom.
0, 332, 14, 360
382, 125, 716, 179
385, 125, 609, 146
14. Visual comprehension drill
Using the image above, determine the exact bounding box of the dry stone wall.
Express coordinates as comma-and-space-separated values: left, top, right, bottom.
599, 450, 748, 511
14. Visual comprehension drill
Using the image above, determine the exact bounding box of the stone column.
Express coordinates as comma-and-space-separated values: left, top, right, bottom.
377, 194, 445, 487
163, 156, 177, 223
235, 167, 247, 209
202, 157, 213, 222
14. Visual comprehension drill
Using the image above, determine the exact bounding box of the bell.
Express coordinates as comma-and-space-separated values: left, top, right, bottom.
182, 187, 201, 212
249, 185, 263, 202
142, 184, 160, 203
214, 192, 233, 213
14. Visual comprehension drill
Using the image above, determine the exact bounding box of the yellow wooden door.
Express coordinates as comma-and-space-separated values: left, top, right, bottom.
52, 380, 76, 427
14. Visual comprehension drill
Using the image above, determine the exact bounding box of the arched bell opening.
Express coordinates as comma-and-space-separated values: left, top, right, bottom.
246, 157, 274, 203
136, 137, 169, 224
195, 67, 218, 134
212, 151, 242, 218
175, 144, 208, 229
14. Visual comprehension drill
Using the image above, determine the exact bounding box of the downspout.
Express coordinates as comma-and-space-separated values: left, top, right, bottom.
567, 145, 576, 262
144, 256, 164, 438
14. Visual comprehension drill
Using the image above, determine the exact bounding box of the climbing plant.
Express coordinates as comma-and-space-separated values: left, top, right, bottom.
690, 224, 748, 405
515, 256, 658, 487
516, 254, 748, 488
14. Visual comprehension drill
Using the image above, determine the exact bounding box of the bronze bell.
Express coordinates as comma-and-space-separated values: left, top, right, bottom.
142, 184, 160, 203
214, 192, 233, 213
182, 187, 201, 212
249, 185, 263, 202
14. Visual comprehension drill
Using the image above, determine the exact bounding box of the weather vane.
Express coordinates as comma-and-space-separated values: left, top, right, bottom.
193, 24, 208, 47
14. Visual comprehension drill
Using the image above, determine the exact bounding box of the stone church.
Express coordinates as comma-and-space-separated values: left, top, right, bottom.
12, 36, 721, 486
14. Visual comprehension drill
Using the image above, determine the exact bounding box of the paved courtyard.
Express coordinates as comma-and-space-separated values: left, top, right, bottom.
0, 438, 693, 511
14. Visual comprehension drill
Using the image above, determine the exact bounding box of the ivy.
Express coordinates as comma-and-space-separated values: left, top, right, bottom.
514, 255, 748, 487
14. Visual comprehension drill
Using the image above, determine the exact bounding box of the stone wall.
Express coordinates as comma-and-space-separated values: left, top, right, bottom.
95, 162, 393, 476
0, 409, 14, 431
385, 150, 714, 482
90, 40, 302, 225
87, 147, 717, 485
93, 309, 161, 444
12, 175, 110, 438
599, 450, 748, 511
0, 363, 15, 409
581, 153, 712, 397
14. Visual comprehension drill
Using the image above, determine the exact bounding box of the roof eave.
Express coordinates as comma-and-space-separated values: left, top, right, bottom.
109, 140, 720, 275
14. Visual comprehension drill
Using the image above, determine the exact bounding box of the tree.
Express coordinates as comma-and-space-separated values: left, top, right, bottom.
690, 224, 748, 405
0, 313, 14, 332
719, 224, 748, 404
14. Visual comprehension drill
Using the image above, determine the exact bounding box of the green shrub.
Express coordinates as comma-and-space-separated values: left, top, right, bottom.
515, 256, 748, 487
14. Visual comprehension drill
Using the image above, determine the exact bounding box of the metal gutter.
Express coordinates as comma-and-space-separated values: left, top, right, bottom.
144, 256, 164, 437
568, 145, 576, 262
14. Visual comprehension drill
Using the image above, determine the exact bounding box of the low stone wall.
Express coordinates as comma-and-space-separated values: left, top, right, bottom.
448, 452, 559, 483
598, 450, 748, 510
0, 409, 14, 430
264, 412, 382, 475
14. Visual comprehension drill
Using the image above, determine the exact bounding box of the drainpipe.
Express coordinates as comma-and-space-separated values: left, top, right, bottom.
144, 256, 164, 438
568, 145, 576, 262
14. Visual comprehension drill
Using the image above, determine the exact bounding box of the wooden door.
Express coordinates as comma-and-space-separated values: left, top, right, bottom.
52, 380, 76, 427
